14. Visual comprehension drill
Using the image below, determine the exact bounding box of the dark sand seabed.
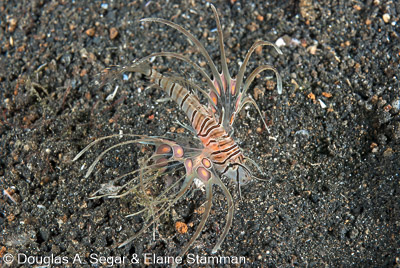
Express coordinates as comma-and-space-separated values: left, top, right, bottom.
1, 0, 399, 267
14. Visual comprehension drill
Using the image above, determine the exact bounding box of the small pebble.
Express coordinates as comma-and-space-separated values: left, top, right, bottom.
109, 27, 118, 40
383, 148, 393, 157
85, 28, 95, 37
307, 45, 317, 54
8, 18, 18, 32
267, 205, 274, 213
275, 37, 286, 47
382, 14, 390, 23
307, 92, 316, 101
175, 221, 188, 234
322, 92, 332, 98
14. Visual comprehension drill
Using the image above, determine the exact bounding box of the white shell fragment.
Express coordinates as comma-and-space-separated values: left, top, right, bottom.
106, 85, 119, 101
318, 98, 327, 109
275, 37, 286, 47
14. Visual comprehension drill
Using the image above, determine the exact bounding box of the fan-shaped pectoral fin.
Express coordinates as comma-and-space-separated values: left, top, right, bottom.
118, 172, 196, 249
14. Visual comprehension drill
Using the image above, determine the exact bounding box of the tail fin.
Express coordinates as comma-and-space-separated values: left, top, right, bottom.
125, 62, 152, 76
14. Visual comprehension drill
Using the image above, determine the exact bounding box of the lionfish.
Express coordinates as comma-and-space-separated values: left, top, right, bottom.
74, 4, 282, 263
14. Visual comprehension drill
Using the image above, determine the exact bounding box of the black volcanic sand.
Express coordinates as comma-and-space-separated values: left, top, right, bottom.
1, 1, 399, 267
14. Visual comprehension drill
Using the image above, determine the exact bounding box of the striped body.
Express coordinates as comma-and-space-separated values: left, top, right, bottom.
145, 66, 244, 173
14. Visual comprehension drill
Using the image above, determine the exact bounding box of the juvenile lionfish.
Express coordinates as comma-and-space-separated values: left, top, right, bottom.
74, 4, 282, 263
